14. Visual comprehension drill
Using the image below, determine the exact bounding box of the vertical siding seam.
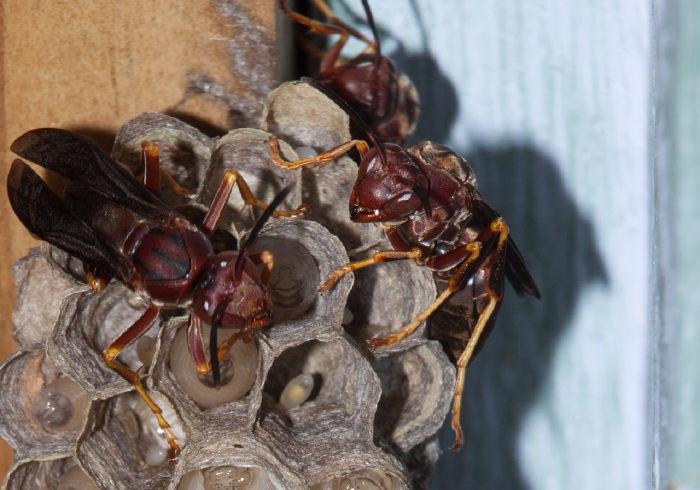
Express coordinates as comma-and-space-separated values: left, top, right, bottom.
648, 0, 678, 488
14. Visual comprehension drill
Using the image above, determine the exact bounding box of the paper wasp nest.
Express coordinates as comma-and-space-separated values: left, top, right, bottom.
0, 82, 454, 489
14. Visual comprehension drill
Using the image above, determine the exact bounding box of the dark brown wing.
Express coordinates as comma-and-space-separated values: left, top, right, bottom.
7, 160, 130, 280
474, 199, 540, 298
10, 128, 168, 220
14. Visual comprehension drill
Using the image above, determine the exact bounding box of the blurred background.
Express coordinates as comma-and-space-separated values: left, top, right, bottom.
321, 0, 695, 488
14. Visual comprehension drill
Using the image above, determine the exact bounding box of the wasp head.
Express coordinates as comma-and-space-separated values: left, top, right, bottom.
323, 55, 398, 129
192, 251, 271, 331
350, 144, 430, 222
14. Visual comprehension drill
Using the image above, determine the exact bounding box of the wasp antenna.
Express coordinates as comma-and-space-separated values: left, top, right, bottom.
361, 0, 385, 120
210, 312, 221, 388
361, 0, 382, 60
362, 0, 382, 64
301, 77, 388, 166
210, 297, 232, 389
234, 182, 296, 282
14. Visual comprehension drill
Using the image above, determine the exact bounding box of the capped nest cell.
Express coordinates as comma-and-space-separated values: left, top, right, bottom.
1, 81, 454, 489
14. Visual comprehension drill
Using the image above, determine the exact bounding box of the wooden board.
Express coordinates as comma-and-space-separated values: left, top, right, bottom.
0, 0, 275, 480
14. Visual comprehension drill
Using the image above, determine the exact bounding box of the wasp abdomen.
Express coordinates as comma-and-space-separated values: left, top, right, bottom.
130, 222, 213, 305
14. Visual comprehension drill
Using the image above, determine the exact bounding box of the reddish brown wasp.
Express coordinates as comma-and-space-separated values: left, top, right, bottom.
7, 128, 304, 459
268, 79, 540, 450
279, 0, 419, 145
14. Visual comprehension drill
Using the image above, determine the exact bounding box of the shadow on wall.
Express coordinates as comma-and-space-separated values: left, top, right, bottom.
375, 10, 610, 486
430, 142, 609, 490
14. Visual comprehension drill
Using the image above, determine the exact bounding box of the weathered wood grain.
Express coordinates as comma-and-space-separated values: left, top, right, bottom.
0, 0, 275, 481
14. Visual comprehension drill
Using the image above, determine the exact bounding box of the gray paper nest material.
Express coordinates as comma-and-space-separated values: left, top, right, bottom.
1, 82, 454, 490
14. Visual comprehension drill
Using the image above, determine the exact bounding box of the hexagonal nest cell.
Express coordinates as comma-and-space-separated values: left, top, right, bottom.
1, 81, 456, 489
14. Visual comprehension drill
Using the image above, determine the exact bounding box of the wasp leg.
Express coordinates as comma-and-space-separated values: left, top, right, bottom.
159, 169, 196, 198
278, 0, 351, 74
187, 314, 210, 375
86, 272, 108, 293
215, 328, 254, 367
188, 315, 257, 376
444, 218, 509, 451
103, 304, 181, 461
249, 250, 275, 286
308, 0, 376, 49
367, 219, 508, 354
141, 141, 161, 196
318, 248, 423, 293
140, 141, 196, 198
268, 136, 370, 170
200, 169, 306, 235
450, 295, 499, 451
365, 242, 483, 351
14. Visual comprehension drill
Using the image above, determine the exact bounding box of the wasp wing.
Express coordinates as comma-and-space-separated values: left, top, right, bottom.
474, 198, 540, 298
7, 160, 130, 280
10, 128, 168, 220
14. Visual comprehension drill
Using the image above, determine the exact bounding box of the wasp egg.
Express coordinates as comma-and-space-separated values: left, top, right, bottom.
144, 445, 169, 466
294, 146, 318, 160
169, 325, 258, 408
250, 237, 319, 322
30, 376, 88, 432
279, 373, 314, 411
56, 464, 99, 490
311, 470, 400, 490
136, 335, 158, 366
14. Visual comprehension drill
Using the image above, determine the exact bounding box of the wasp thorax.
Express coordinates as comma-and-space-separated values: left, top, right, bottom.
30, 376, 88, 432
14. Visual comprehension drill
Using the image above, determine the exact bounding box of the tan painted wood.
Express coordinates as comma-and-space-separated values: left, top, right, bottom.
0, 0, 274, 480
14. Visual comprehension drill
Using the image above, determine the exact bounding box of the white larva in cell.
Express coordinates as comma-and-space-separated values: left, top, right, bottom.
200, 465, 277, 490
178, 470, 205, 490
30, 376, 88, 432
128, 392, 186, 465
169, 324, 258, 408
311, 470, 400, 490
294, 146, 318, 160
278, 373, 315, 411
136, 335, 157, 366
56, 464, 99, 490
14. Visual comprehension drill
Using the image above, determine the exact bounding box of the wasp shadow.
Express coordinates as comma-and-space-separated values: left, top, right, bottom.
324, 7, 607, 488
431, 142, 609, 489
